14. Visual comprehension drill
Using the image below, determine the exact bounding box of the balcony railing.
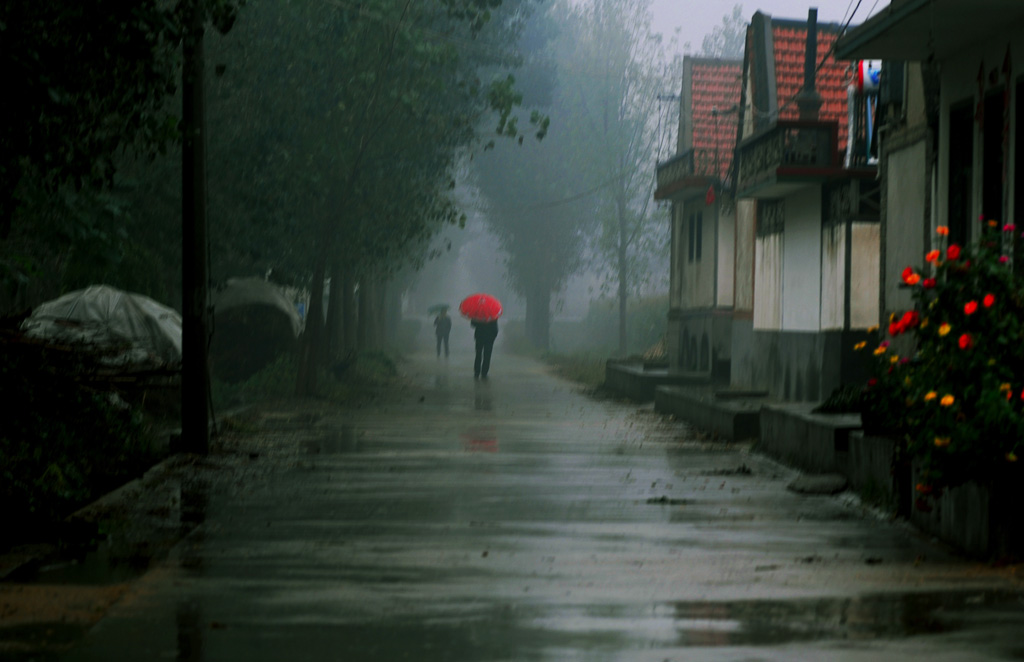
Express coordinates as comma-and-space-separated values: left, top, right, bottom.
736, 121, 838, 195
655, 148, 724, 196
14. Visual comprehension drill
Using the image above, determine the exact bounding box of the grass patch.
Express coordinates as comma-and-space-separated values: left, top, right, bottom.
1, 343, 159, 545
542, 352, 608, 389
211, 350, 402, 411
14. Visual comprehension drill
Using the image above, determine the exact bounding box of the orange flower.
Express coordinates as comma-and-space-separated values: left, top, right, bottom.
923, 391, 937, 402
916, 483, 933, 494
936, 226, 949, 236
938, 323, 951, 337
988, 220, 999, 228
925, 249, 941, 263
940, 394, 955, 407
873, 346, 887, 356
901, 266, 921, 285
964, 300, 978, 315
934, 436, 951, 448
983, 293, 995, 307
1008, 452, 1019, 463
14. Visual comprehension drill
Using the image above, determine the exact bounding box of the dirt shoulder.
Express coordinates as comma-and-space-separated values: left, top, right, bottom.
0, 403, 281, 659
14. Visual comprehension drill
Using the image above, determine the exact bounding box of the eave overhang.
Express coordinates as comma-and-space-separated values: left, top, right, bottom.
835, 0, 1024, 61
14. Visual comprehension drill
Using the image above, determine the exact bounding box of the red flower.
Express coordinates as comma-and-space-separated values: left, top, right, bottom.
925, 250, 941, 263
947, 244, 961, 260
900, 310, 920, 328
1000, 255, 1010, 264
901, 266, 921, 285
889, 320, 903, 336
958, 333, 973, 350
983, 293, 996, 307
922, 277, 936, 289
915, 483, 933, 495
964, 301, 978, 315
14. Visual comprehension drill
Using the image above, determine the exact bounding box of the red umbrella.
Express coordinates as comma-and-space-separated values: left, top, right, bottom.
459, 293, 503, 322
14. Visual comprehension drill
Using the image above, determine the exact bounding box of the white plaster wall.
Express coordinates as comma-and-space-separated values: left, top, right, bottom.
734, 199, 756, 312
820, 223, 845, 331
754, 233, 782, 330
851, 222, 881, 329
782, 188, 822, 332
936, 25, 1024, 233
886, 141, 928, 314
716, 206, 736, 308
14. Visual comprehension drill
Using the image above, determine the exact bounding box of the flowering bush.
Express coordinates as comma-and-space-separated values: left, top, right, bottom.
859, 219, 1024, 502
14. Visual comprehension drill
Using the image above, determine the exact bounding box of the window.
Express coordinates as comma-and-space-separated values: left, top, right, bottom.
947, 100, 973, 245
982, 89, 1004, 223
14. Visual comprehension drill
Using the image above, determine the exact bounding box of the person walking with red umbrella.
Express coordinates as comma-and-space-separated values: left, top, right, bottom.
470, 318, 498, 379
459, 293, 502, 380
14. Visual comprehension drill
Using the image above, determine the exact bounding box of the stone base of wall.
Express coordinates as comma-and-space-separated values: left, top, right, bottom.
846, 432, 899, 510
757, 403, 862, 474
909, 463, 1024, 559
604, 361, 708, 402
654, 386, 766, 441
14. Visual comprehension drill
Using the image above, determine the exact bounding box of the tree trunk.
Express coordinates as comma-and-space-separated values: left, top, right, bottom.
383, 280, 402, 347
342, 269, 356, 353
617, 192, 629, 357
295, 257, 326, 396
356, 278, 370, 350
524, 283, 551, 351
180, 8, 209, 453
325, 259, 344, 362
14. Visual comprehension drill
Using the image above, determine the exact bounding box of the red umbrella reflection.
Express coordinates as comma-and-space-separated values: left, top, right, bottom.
459, 293, 502, 322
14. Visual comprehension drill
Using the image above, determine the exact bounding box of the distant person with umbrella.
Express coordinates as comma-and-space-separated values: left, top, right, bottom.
432, 306, 452, 358
460, 293, 502, 379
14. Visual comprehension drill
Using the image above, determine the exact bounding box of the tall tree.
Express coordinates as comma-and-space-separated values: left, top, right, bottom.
700, 4, 746, 59
556, 0, 670, 356
472, 3, 592, 350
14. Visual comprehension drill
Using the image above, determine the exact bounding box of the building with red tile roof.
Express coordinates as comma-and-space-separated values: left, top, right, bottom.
729, 9, 880, 403
687, 59, 743, 183
653, 56, 743, 384
770, 20, 851, 147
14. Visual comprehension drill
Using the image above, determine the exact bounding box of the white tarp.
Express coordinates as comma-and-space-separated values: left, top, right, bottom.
21, 285, 182, 369
212, 277, 302, 337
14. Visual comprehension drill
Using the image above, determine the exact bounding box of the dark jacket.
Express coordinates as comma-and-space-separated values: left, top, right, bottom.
434, 315, 452, 337
471, 319, 498, 342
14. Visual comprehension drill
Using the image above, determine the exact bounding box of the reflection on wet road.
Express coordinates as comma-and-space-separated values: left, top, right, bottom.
60, 349, 1024, 661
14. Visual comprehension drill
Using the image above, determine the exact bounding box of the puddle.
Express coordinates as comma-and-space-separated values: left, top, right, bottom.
474, 389, 492, 411
25, 545, 148, 585
461, 426, 498, 452
532, 590, 1024, 647
303, 425, 361, 454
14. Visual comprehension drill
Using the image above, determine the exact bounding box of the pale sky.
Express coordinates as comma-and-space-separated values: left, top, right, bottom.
649, 0, 890, 55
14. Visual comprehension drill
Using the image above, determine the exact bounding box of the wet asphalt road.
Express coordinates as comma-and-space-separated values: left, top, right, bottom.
60, 346, 1024, 661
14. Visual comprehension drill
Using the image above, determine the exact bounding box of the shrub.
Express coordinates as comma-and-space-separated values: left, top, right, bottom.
858, 219, 1023, 503
1, 343, 153, 542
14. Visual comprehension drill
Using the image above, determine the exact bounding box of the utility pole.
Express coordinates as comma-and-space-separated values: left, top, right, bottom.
181, 2, 210, 454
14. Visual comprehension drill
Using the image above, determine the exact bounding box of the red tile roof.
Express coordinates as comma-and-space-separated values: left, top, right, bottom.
689, 60, 743, 182
771, 23, 853, 148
